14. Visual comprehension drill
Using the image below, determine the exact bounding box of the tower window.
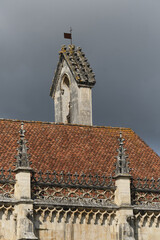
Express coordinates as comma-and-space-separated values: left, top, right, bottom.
61, 75, 71, 123
63, 76, 70, 88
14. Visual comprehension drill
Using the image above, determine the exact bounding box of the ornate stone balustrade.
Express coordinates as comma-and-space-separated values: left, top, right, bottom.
31, 171, 116, 208
131, 177, 160, 206
0, 168, 15, 199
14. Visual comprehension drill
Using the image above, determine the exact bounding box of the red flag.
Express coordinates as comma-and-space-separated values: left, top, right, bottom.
64, 33, 72, 39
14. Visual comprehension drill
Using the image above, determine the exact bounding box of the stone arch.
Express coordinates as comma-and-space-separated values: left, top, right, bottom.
61, 74, 71, 123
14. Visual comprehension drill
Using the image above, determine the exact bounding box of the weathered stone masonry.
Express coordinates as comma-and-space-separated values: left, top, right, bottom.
0, 124, 160, 240
0, 45, 160, 240
50, 45, 96, 126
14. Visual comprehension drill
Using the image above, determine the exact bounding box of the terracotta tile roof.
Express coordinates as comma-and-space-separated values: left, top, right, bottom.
0, 119, 159, 179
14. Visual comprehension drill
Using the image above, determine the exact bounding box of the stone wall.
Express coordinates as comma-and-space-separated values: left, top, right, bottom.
34, 206, 117, 240
134, 210, 160, 240
0, 205, 15, 240
53, 60, 93, 125
0, 168, 160, 239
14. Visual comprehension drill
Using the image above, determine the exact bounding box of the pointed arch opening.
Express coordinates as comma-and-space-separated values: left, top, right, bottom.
61, 74, 71, 123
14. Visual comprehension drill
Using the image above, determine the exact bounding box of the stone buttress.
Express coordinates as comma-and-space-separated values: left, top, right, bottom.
114, 132, 135, 240
14, 123, 37, 240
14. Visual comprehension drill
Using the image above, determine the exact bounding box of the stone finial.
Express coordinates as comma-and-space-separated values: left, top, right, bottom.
68, 44, 75, 52
115, 132, 130, 175
15, 122, 30, 168
60, 45, 67, 52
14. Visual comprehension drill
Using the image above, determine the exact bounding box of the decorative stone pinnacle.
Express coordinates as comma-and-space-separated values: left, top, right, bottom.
115, 132, 130, 175
61, 45, 67, 52
68, 44, 75, 52
15, 122, 30, 168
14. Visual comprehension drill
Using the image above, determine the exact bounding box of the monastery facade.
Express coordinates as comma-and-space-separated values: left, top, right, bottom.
0, 45, 160, 240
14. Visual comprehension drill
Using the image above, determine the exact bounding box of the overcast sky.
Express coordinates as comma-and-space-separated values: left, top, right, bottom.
0, 0, 160, 155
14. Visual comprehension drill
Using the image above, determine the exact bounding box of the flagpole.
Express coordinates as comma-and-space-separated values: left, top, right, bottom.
64, 28, 72, 44
70, 27, 72, 45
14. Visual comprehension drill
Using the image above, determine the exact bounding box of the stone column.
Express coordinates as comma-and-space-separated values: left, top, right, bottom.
14, 123, 37, 240
114, 133, 135, 240
115, 174, 135, 240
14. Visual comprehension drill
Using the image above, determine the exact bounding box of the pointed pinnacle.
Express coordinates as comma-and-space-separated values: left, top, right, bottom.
15, 122, 30, 169
115, 131, 130, 175
20, 122, 25, 137
118, 131, 124, 146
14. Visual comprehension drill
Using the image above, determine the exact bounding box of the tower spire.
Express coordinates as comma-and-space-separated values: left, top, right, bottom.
115, 131, 130, 175
15, 122, 30, 168
50, 45, 96, 125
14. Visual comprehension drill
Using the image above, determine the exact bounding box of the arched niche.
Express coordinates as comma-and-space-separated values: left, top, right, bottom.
61, 74, 71, 123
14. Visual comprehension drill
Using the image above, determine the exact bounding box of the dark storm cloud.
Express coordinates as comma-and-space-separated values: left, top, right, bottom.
0, 0, 160, 154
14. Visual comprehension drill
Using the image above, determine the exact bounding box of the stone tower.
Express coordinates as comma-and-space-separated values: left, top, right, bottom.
50, 45, 96, 125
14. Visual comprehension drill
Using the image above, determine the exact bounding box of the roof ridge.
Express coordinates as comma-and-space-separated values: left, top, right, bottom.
0, 118, 133, 131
